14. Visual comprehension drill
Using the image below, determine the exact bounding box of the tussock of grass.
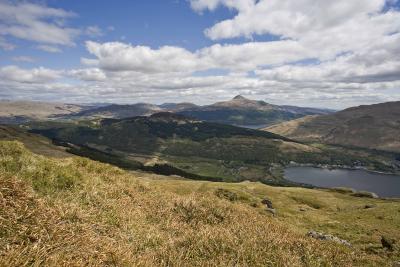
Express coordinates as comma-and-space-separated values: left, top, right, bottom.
0, 141, 392, 266
291, 195, 327, 209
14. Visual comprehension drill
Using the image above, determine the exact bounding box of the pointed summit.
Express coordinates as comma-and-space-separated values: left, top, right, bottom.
232, 95, 248, 101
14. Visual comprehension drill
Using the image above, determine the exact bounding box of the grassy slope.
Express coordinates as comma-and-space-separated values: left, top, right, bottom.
1, 141, 399, 266
0, 125, 70, 158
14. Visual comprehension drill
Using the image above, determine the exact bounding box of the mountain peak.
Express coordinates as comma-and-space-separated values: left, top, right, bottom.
232, 95, 248, 101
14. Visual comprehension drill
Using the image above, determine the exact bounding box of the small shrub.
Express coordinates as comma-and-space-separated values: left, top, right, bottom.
330, 187, 356, 194
172, 198, 226, 225
291, 195, 326, 209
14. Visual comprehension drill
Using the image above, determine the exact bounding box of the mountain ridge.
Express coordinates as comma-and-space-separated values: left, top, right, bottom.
0, 97, 333, 127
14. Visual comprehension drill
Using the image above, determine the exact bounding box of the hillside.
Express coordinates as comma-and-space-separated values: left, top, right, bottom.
0, 125, 70, 158
265, 101, 400, 153
0, 100, 84, 124
29, 113, 397, 184
1, 141, 399, 266
69, 103, 163, 119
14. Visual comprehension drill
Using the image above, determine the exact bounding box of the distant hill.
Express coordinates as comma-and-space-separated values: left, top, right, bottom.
0, 100, 85, 124
69, 103, 163, 119
265, 101, 400, 153
176, 95, 333, 128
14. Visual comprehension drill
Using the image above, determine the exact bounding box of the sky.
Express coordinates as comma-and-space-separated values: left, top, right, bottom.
0, 0, 400, 109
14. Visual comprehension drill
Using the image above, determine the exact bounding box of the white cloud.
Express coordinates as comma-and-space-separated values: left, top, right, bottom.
85, 41, 206, 73
0, 66, 61, 84
85, 26, 104, 37
0, 1, 79, 46
0, 36, 15, 50
69, 68, 107, 81
190, 0, 255, 13
36, 45, 62, 53
84, 40, 314, 73
12, 56, 35, 63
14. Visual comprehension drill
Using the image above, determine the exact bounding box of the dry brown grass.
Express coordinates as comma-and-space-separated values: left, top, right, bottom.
0, 141, 389, 266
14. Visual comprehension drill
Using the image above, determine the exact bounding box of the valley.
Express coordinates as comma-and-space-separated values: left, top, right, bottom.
24, 111, 399, 188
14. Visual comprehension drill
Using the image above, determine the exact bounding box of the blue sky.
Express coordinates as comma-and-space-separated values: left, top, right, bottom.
0, 0, 399, 108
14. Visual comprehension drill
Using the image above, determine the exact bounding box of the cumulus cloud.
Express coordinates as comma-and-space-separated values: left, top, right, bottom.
36, 45, 62, 53
69, 68, 107, 81
85, 41, 206, 73
0, 1, 79, 46
0, 66, 62, 84
84, 40, 314, 73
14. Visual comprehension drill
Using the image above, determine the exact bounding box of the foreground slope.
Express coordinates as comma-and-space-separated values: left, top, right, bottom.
265, 101, 400, 153
1, 141, 399, 266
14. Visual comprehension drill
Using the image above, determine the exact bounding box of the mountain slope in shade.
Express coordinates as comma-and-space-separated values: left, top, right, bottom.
265, 101, 400, 153
177, 95, 332, 127
69, 103, 163, 119
0, 100, 84, 124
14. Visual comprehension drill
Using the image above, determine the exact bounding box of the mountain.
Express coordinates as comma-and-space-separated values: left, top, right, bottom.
0, 100, 85, 124
158, 102, 199, 111
2, 140, 397, 266
68, 103, 163, 119
30, 112, 395, 184
176, 95, 333, 128
265, 101, 400, 153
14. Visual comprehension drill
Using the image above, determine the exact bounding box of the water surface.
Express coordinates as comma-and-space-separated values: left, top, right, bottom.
284, 167, 400, 198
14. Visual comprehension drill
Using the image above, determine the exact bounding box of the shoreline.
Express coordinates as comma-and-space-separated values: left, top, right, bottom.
285, 162, 400, 176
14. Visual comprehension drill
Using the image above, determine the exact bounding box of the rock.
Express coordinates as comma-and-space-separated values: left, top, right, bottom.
393, 261, 400, 267
351, 191, 379, 199
381, 236, 396, 251
261, 198, 273, 209
364, 204, 376, 209
307, 231, 351, 246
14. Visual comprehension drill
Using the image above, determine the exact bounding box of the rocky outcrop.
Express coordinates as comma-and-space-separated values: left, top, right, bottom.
307, 231, 351, 246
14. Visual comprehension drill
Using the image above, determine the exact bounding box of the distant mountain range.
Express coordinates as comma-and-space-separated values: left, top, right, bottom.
265, 101, 400, 153
0, 96, 333, 127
